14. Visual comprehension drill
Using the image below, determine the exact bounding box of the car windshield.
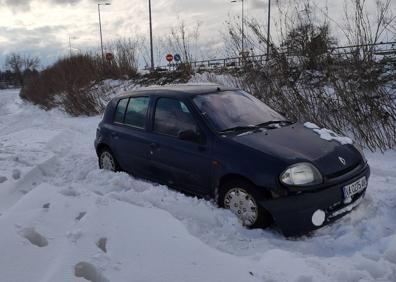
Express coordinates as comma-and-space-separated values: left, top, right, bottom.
193, 91, 285, 132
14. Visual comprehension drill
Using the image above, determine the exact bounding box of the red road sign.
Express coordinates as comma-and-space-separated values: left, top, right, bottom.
166, 53, 173, 62
105, 53, 114, 61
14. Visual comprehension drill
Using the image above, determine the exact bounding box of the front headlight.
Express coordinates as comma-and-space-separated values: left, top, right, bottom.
353, 143, 367, 163
280, 163, 323, 186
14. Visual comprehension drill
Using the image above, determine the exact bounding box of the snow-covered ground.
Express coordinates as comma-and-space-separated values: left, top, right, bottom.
0, 89, 396, 282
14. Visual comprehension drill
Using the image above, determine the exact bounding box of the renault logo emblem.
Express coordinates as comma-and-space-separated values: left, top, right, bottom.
338, 157, 346, 165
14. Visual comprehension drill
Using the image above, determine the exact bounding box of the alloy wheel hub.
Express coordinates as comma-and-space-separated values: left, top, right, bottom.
224, 188, 258, 226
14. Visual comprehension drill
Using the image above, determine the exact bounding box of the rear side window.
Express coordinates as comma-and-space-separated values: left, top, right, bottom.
114, 98, 129, 123
154, 98, 197, 137
124, 97, 150, 128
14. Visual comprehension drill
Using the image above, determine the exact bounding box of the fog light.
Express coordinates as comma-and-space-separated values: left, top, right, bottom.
312, 209, 326, 226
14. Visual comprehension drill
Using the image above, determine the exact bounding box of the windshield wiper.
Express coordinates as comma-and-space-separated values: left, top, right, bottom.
255, 120, 294, 129
219, 125, 258, 134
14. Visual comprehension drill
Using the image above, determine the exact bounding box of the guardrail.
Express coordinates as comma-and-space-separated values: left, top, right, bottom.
156, 41, 396, 71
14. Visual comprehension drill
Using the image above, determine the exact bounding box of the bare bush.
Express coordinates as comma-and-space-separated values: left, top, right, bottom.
104, 38, 139, 78
221, 0, 396, 150
21, 54, 102, 115
21, 37, 140, 116
20, 52, 193, 116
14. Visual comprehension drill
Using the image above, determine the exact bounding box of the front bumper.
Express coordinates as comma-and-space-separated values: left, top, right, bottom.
260, 164, 370, 237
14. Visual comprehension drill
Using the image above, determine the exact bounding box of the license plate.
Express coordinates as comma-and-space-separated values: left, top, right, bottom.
343, 177, 367, 198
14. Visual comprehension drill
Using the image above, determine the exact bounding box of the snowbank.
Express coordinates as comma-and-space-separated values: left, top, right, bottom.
0, 89, 396, 282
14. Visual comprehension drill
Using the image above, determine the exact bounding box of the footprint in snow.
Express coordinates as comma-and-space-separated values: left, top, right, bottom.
12, 169, 21, 180
67, 230, 83, 243
74, 262, 109, 282
96, 237, 107, 253
75, 211, 87, 221
20, 227, 48, 247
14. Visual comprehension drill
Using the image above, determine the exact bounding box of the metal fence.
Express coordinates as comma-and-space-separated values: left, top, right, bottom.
158, 41, 396, 71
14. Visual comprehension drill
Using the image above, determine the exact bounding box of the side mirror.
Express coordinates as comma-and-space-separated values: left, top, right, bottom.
178, 129, 201, 143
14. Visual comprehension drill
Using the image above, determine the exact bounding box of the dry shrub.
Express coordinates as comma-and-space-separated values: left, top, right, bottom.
21, 54, 102, 116
104, 38, 139, 79
21, 37, 140, 116
20, 51, 191, 116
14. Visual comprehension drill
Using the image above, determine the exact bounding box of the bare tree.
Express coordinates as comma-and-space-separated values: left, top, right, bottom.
342, 0, 395, 61
167, 19, 202, 64
105, 38, 140, 78
5, 53, 40, 86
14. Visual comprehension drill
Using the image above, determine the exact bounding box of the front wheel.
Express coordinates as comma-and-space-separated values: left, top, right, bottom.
219, 179, 272, 228
99, 149, 119, 172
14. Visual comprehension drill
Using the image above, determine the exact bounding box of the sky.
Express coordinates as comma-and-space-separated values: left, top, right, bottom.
0, 0, 393, 69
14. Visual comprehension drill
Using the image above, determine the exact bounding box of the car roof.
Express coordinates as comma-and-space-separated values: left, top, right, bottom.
115, 83, 238, 100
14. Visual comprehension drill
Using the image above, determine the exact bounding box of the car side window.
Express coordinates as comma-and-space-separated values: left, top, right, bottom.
154, 98, 198, 137
114, 98, 129, 123
124, 97, 150, 128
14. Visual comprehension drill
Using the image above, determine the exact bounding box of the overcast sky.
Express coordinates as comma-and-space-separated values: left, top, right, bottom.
0, 0, 393, 69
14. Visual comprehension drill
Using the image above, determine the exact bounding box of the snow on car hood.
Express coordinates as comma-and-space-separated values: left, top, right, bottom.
229, 123, 362, 177
304, 122, 353, 145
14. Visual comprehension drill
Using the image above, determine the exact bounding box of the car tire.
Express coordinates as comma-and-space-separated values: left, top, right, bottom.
98, 148, 120, 172
219, 179, 272, 229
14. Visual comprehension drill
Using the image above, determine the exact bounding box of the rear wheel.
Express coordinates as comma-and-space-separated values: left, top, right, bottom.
99, 148, 119, 172
219, 179, 272, 228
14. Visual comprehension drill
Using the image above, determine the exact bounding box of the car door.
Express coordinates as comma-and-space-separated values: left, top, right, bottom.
110, 96, 152, 178
148, 97, 212, 195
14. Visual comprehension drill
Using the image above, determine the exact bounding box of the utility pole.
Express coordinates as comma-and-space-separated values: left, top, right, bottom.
69, 36, 77, 57
242, 0, 245, 56
267, 0, 271, 59
148, 0, 155, 70
231, 0, 245, 59
69, 36, 72, 57
98, 3, 111, 65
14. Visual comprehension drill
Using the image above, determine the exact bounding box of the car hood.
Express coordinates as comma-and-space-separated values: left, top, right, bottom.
228, 123, 362, 177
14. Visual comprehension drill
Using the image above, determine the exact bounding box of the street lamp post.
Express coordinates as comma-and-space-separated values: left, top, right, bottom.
98, 2, 111, 65
267, 0, 271, 59
148, 0, 154, 70
68, 36, 77, 57
231, 0, 245, 57
69, 36, 73, 57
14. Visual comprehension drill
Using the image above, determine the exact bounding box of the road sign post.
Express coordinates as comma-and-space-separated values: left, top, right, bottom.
106, 53, 114, 61
166, 54, 173, 71
174, 54, 181, 63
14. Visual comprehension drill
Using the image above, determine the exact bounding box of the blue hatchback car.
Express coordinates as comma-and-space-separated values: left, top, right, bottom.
95, 84, 370, 236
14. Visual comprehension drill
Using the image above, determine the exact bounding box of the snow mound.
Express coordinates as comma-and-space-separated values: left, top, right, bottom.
0, 89, 395, 281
